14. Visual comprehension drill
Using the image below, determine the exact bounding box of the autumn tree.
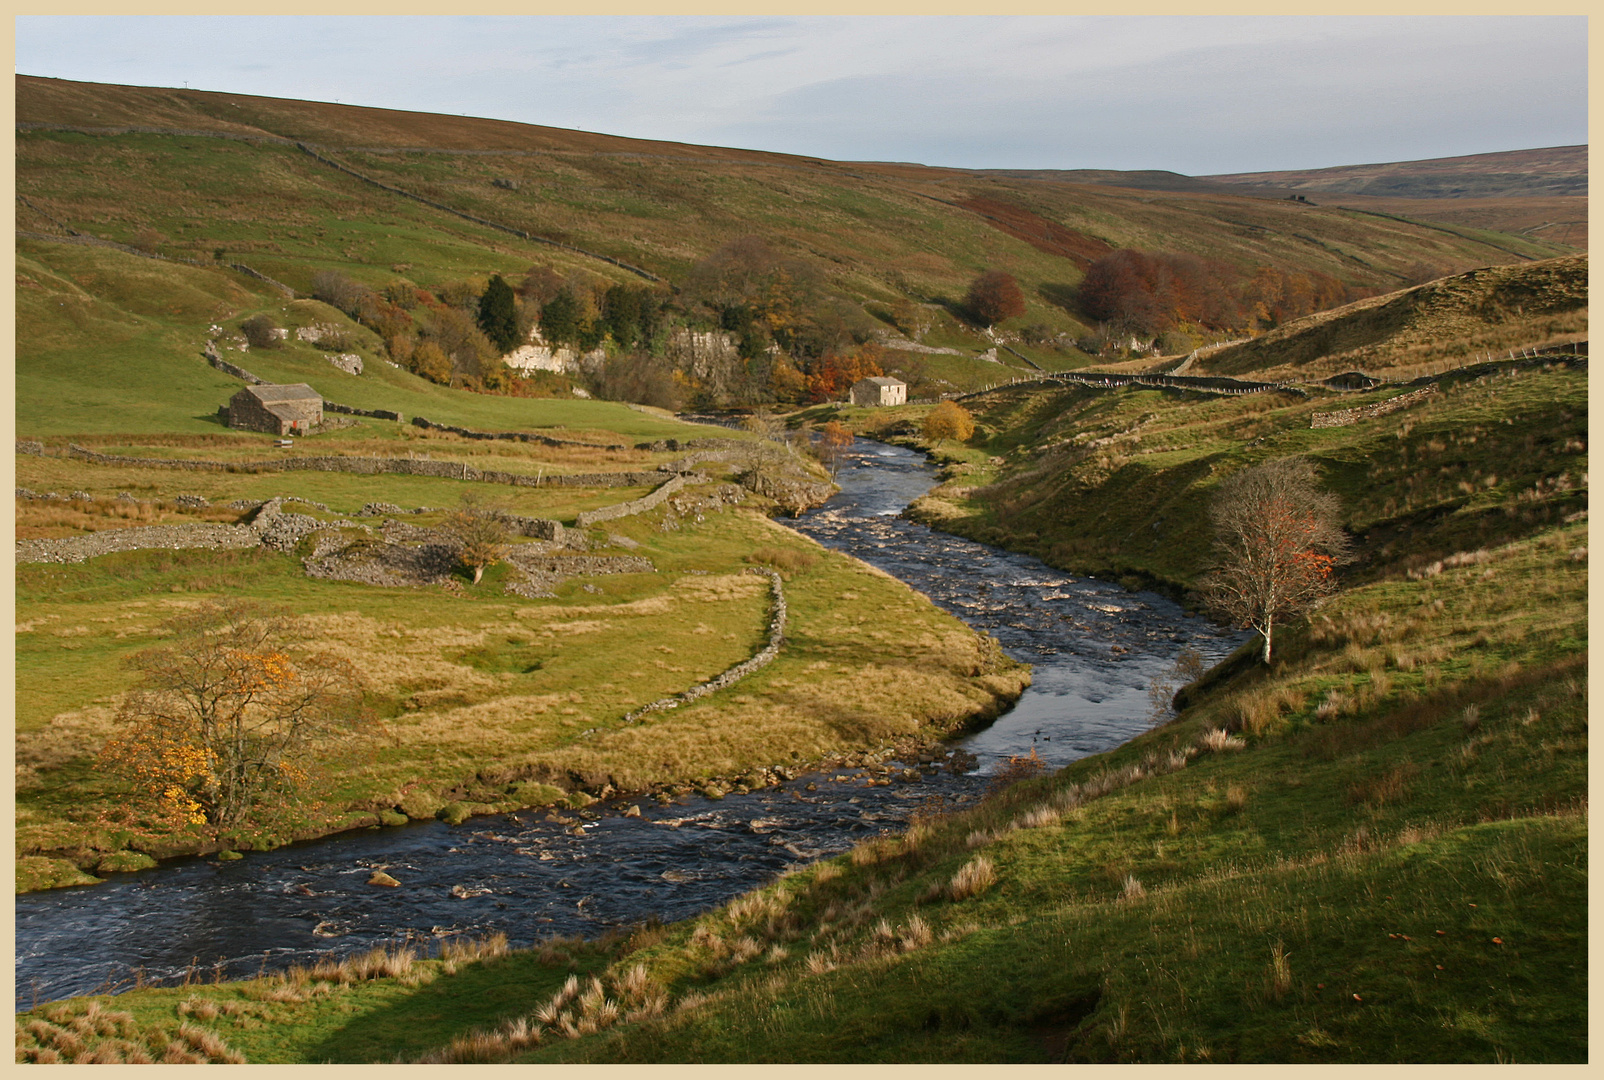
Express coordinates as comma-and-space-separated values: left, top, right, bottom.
816, 419, 855, 478
1201, 458, 1352, 664
477, 273, 520, 353
447, 493, 512, 584
97, 602, 368, 834
965, 270, 1026, 329
923, 400, 975, 446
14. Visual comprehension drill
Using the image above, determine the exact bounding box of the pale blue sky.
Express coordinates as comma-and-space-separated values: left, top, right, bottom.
14, 16, 1588, 174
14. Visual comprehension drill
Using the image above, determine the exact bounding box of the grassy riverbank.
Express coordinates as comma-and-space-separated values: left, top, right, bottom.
16, 422, 1028, 892
19, 509, 1585, 1059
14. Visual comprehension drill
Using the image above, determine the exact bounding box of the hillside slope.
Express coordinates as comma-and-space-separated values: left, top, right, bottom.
1186, 255, 1586, 381
1205, 145, 1587, 199
17, 77, 1570, 388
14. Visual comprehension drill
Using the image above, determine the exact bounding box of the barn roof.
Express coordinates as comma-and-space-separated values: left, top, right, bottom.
242, 383, 321, 403
855, 376, 905, 387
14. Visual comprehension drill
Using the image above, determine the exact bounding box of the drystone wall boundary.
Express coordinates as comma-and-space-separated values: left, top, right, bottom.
324, 402, 402, 421
956, 370, 1305, 402
410, 416, 625, 450
620, 567, 786, 724
15, 523, 261, 564
206, 351, 266, 384
65, 445, 666, 489
1310, 385, 1437, 428
574, 474, 690, 527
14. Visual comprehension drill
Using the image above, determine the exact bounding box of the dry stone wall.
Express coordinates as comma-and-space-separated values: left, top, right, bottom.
324, 402, 402, 421
1310, 386, 1437, 428
619, 567, 786, 724
574, 474, 690, 527
66, 445, 664, 489
410, 416, 626, 450
15, 523, 260, 564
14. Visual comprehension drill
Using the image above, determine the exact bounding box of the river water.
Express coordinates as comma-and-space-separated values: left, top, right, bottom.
14, 441, 1242, 1009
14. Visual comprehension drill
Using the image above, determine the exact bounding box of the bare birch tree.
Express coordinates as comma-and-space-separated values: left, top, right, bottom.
1201, 458, 1351, 664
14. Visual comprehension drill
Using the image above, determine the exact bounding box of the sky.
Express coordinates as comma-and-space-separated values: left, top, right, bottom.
13, 16, 1589, 175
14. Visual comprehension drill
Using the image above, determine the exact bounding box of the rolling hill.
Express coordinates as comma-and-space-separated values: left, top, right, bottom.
15, 75, 1580, 437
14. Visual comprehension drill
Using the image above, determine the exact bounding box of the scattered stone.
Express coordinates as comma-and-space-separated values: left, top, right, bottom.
173, 494, 210, 508
217, 850, 244, 862
623, 804, 642, 818
368, 870, 401, 887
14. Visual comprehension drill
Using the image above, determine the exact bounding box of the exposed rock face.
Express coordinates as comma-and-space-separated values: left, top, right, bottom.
502, 325, 604, 375
325, 352, 363, 375
666, 328, 740, 384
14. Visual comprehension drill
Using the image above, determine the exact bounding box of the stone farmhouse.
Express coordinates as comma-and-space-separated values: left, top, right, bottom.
227, 384, 323, 435
849, 375, 907, 407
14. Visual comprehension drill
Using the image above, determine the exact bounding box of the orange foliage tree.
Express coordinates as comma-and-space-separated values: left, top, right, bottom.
1201, 458, 1352, 664
98, 602, 369, 834
805, 347, 884, 403
817, 419, 855, 477
922, 400, 976, 446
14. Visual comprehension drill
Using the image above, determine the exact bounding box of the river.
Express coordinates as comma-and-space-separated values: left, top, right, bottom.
14, 441, 1243, 1009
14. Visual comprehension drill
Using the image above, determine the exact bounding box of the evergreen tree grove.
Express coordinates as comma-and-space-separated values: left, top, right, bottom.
477, 274, 520, 353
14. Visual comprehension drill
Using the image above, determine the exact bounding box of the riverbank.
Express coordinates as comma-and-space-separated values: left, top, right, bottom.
16, 434, 1027, 893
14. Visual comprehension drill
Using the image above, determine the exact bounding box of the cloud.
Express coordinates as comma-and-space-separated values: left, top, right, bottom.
15, 15, 1586, 173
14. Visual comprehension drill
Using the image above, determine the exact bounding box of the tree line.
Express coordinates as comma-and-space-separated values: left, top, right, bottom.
293, 235, 1377, 412
1078, 248, 1379, 340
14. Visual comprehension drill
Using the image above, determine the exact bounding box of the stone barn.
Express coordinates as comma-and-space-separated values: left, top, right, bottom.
227, 384, 323, 435
849, 375, 907, 407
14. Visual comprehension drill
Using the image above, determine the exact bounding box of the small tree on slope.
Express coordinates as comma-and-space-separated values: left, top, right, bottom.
1201, 457, 1351, 664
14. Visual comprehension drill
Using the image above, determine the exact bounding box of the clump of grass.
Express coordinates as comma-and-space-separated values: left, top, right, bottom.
420, 961, 668, 1063
1223, 684, 1307, 736
948, 855, 997, 901
1198, 727, 1246, 753
440, 932, 510, 967
15, 1000, 242, 1064
1268, 942, 1293, 1000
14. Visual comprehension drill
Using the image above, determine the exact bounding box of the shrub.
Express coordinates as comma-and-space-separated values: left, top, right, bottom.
239, 314, 282, 350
